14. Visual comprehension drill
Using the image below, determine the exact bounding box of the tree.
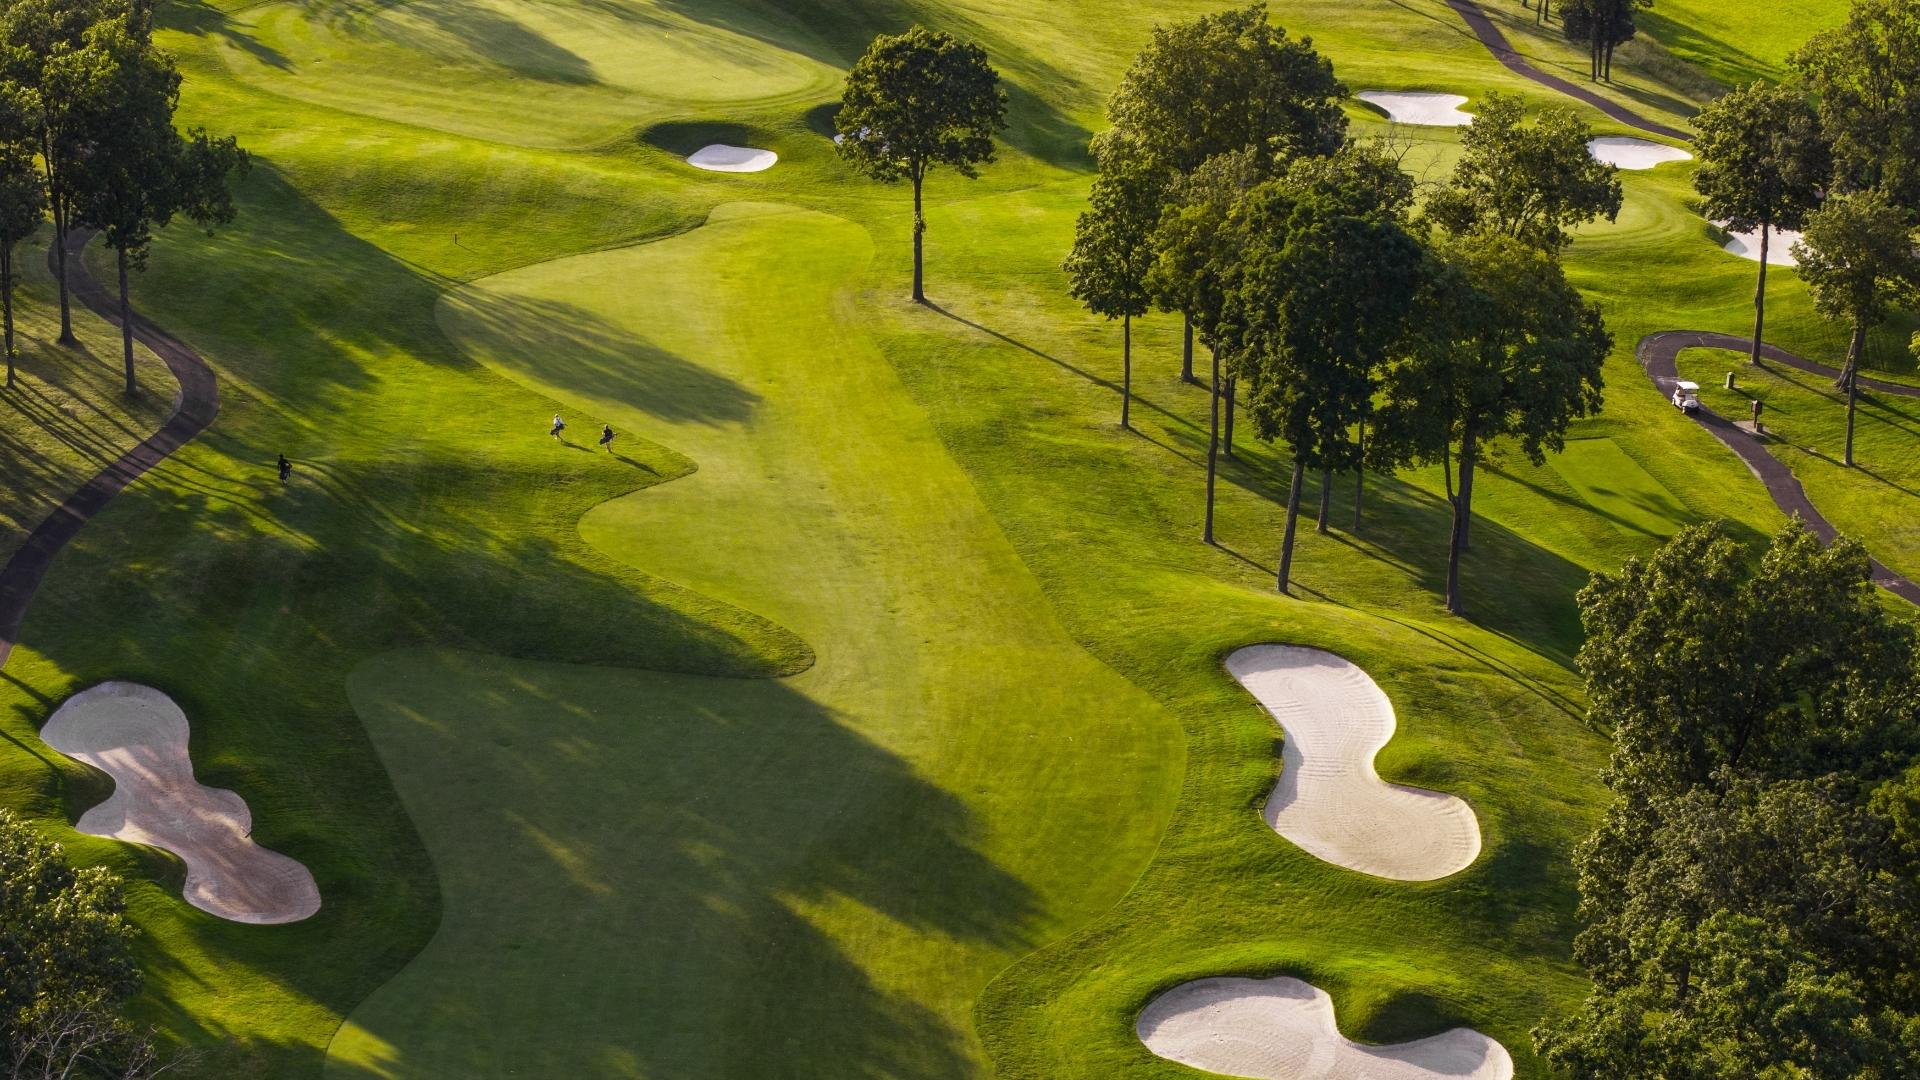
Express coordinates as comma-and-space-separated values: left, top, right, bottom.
0, 86, 46, 390
58, 15, 245, 396
1792, 0, 1920, 212
1536, 523, 1920, 1077
1692, 83, 1829, 370
1423, 94, 1623, 252
0, 810, 180, 1079
0, 0, 115, 345
1216, 167, 1425, 593
1107, 1, 1348, 384
1559, 0, 1651, 82
1374, 232, 1608, 615
1793, 189, 1920, 467
836, 26, 1005, 304
1065, 131, 1168, 430
1148, 149, 1266, 544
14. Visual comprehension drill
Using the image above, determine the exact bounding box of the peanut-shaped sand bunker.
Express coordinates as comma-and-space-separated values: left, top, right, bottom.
1228, 645, 1481, 881
1140, 976, 1513, 1080
41, 682, 320, 924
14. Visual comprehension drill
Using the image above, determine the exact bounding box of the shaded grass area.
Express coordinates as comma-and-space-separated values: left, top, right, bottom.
0, 232, 173, 565
0, 0, 1906, 1077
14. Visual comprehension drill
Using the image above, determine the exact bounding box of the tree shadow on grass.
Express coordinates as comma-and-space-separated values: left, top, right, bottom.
318, 649, 1036, 1078
292, 0, 600, 86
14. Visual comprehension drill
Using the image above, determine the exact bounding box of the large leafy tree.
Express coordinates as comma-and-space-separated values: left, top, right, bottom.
58, 14, 245, 397
1107, 1, 1347, 384
1538, 522, 1920, 1077
1691, 82, 1830, 368
0, 85, 45, 390
836, 26, 1005, 305
1220, 173, 1424, 594
1374, 232, 1608, 615
0, 810, 175, 1078
1792, 0, 1920, 211
1424, 93, 1623, 253
1792, 189, 1920, 467
1064, 131, 1168, 431
1559, 0, 1651, 82
0, 0, 115, 345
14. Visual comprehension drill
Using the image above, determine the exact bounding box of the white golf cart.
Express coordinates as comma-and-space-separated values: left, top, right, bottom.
1670, 380, 1702, 414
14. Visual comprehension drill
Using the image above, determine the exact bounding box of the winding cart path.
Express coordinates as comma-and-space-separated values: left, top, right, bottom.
0, 232, 220, 668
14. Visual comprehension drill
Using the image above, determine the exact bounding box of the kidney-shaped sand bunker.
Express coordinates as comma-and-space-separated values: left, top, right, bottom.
1228, 644, 1481, 881
1140, 976, 1514, 1080
41, 682, 320, 924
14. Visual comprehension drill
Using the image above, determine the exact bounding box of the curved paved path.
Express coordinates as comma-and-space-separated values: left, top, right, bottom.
1640, 332, 1920, 605
1443, 0, 1692, 141
0, 231, 219, 669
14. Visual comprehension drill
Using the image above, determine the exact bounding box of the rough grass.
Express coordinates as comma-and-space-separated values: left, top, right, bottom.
0, 0, 1907, 1077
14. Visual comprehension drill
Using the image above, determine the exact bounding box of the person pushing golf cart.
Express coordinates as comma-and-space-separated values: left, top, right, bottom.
1670, 380, 1701, 414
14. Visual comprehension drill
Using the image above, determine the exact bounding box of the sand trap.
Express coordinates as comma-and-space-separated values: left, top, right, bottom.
1717, 221, 1802, 266
1587, 136, 1692, 170
40, 682, 320, 924
1228, 645, 1480, 880
1357, 91, 1473, 126
1140, 976, 1514, 1080
686, 144, 777, 173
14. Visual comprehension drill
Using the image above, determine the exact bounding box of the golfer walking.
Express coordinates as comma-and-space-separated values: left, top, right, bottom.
550, 414, 566, 439
599, 424, 615, 452
277, 454, 291, 485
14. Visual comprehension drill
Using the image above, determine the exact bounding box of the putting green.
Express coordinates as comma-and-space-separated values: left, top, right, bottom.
1546, 437, 1694, 540
212, 0, 844, 147
323, 203, 1183, 1076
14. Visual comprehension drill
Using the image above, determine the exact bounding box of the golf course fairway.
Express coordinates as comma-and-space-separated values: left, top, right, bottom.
323, 203, 1185, 1077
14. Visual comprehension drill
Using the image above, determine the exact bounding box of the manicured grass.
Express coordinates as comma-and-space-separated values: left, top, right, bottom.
1642, 0, 1853, 86
0, 0, 1908, 1077
0, 234, 173, 565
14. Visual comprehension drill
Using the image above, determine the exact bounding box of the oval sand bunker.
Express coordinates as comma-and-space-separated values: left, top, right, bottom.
1718, 221, 1802, 266
1587, 136, 1692, 170
1140, 976, 1514, 1080
41, 682, 320, 924
686, 144, 777, 173
1228, 645, 1480, 880
1357, 91, 1473, 126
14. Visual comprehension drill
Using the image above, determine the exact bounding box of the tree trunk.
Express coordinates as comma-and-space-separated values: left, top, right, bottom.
1446, 431, 1478, 615
1182, 316, 1195, 383
1279, 457, 1304, 594
911, 172, 925, 304
118, 248, 136, 397
52, 195, 74, 345
1751, 221, 1770, 368
1842, 321, 1864, 467
2, 246, 13, 389
1316, 465, 1332, 534
1223, 377, 1236, 457
1352, 419, 1366, 531
1203, 346, 1221, 543
1121, 314, 1132, 430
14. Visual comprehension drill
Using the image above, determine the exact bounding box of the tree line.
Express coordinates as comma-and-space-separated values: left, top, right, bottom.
1692, 0, 1920, 468
1064, 4, 1618, 615
0, 0, 246, 396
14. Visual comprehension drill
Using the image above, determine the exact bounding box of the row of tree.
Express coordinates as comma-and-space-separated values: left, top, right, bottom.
1688, 0, 1918, 467
1065, 5, 1619, 615
0, 0, 247, 395
1537, 520, 1920, 1074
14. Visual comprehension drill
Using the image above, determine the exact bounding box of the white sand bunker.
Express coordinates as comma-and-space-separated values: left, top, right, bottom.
1357, 91, 1473, 126
1587, 136, 1692, 170
686, 144, 777, 173
1228, 645, 1480, 880
1717, 221, 1802, 266
41, 682, 320, 924
1140, 976, 1514, 1080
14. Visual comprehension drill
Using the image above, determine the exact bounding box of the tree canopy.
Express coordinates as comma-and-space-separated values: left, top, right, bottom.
836, 25, 1005, 303
1538, 522, 1920, 1077
1792, 0, 1920, 211
1424, 93, 1622, 252
1064, 131, 1167, 429
0, 83, 45, 389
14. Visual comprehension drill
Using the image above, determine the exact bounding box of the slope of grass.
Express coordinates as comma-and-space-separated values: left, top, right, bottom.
0, 0, 1905, 1077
